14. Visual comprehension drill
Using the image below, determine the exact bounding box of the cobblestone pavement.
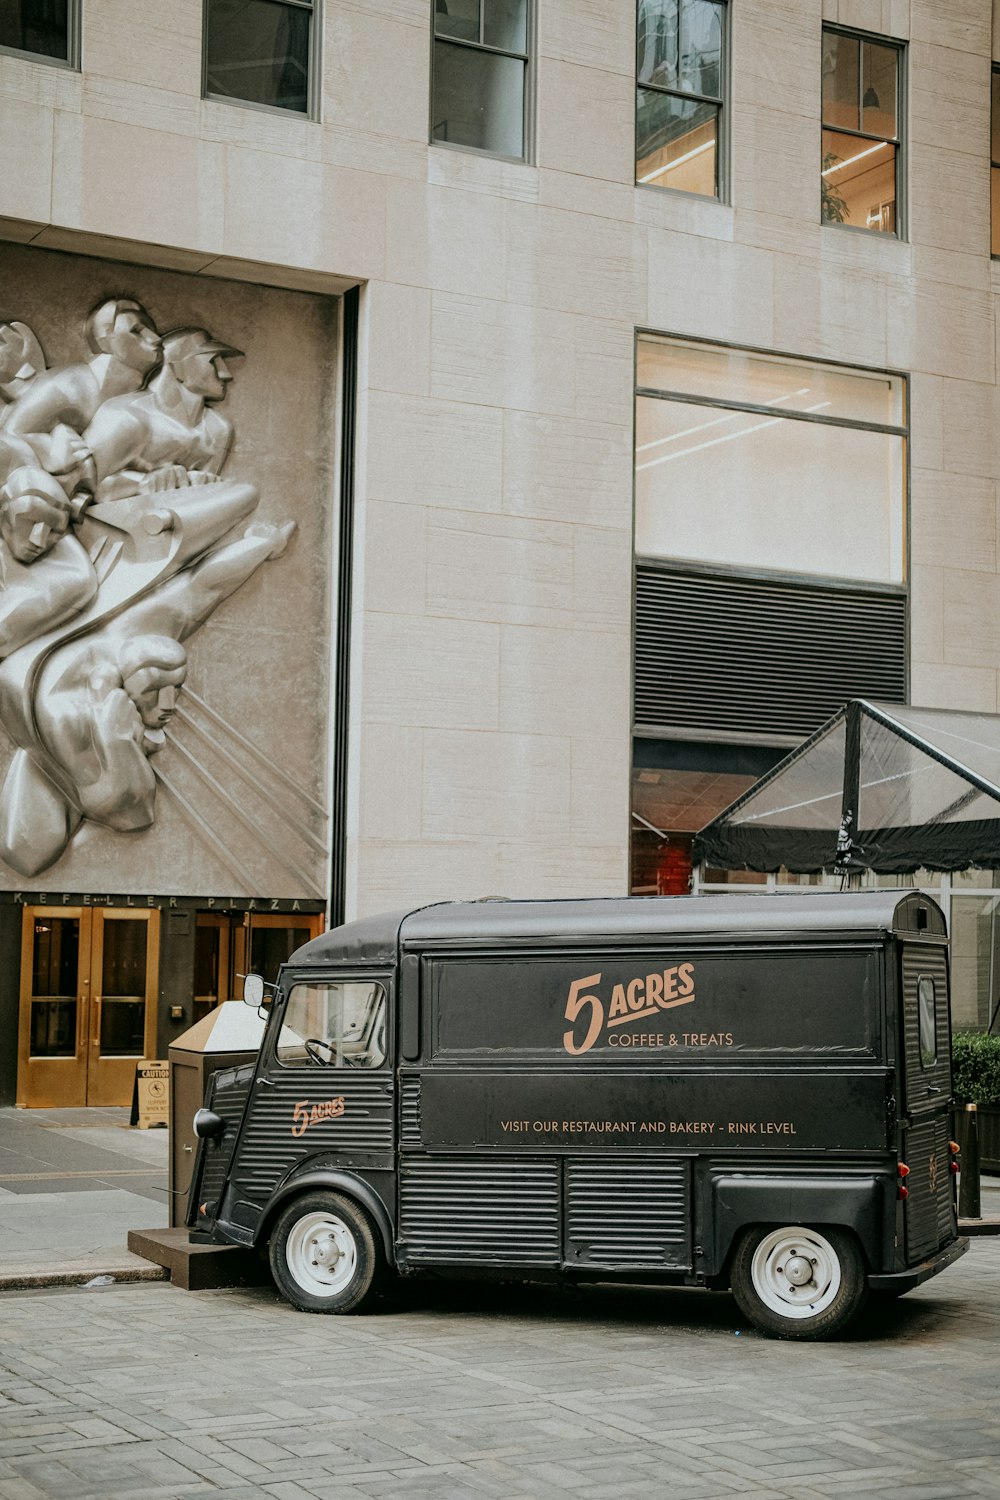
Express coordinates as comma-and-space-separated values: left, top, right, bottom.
1, 1240, 999, 1500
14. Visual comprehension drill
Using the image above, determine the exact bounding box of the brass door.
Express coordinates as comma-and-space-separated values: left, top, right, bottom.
17, 906, 160, 1108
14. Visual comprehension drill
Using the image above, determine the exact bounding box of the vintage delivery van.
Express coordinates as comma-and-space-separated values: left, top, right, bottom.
189, 891, 968, 1339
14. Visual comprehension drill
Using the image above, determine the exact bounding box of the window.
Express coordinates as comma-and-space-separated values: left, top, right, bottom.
992, 67, 1000, 256
431, 0, 531, 160
821, 27, 903, 235
636, 0, 726, 198
635, 336, 908, 584
0, 0, 77, 66
204, 0, 315, 115
277, 981, 387, 1067
917, 977, 937, 1068
631, 335, 908, 896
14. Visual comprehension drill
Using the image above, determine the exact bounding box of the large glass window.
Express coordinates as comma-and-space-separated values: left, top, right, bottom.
636, 0, 726, 197
432, 0, 531, 160
0, 0, 77, 65
992, 68, 1000, 257
636, 336, 907, 585
277, 981, 387, 1067
821, 27, 903, 235
204, 0, 315, 115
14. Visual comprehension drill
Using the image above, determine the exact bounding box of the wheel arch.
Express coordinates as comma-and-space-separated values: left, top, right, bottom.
256, 1170, 394, 1263
706, 1173, 891, 1278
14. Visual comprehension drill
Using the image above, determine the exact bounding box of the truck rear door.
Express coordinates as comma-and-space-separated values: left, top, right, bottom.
900, 943, 957, 1261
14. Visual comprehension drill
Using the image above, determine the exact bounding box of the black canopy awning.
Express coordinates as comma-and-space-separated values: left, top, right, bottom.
694, 700, 1000, 874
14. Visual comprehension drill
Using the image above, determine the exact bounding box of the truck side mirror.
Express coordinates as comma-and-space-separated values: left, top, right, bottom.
243, 974, 268, 1008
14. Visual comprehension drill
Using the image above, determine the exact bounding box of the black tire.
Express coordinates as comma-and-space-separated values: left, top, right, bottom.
730, 1224, 868, 1340
268, 1191, 384, 1314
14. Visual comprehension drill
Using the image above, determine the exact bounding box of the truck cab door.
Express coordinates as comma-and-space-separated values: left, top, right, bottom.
215, 973, 395, 1241
899, 943, 956, 1260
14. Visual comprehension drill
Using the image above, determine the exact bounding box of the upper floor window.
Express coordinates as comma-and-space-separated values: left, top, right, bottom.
636, 0, 726, 198
821, 27, 903, 236
204, 0, 315, 116
432, 0, 531, 161
992, 67, 1000, 256
0, 0, 78, 67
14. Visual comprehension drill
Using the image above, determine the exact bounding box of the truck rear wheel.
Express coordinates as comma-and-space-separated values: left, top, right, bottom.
730, 1224, 868, 1340
269, 1191, 384, 1313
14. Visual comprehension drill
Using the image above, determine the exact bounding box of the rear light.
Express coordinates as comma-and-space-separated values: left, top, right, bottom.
949, 1140, 961, 1174
897, 1161, 910, 1200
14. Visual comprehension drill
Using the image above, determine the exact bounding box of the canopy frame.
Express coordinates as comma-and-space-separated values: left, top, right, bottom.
693, 699, 1000, 876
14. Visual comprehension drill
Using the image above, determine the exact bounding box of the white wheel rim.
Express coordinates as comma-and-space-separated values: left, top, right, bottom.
284, 1211, 358, 1298
750, 1227, 842, 1320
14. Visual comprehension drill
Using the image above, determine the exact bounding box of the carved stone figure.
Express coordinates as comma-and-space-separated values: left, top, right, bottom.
2, 298, 162, 439
0, 321, 45, 404
0, 467, 97, 656
0, 295, 297, 879
86, 326, 242, 498
0, 519, 295, 876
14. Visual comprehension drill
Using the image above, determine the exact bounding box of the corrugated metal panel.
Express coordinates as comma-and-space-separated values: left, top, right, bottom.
901, 947, 952, 1114
190, 1066, 254, 1219
399, 1076, 421, 1145
566, 1159, 692, 1269
399, 1158, 560, 1264
232, 1074, 394, 1202
635, 566, 906, 740
903, 1115, 955, 1260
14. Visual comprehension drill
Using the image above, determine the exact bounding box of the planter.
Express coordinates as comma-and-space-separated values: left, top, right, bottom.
978, 1104, 1000, 1175
955, 1102, 1000, 1176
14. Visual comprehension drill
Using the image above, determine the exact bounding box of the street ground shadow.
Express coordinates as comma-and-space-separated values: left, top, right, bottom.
205, 1271, 962, 1343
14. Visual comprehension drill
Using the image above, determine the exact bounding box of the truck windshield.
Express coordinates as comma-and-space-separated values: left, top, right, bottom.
277, 980, 387, 1068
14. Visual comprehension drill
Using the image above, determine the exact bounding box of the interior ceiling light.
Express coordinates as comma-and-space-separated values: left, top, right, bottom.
637, 399, 832, 469
638, 137, 713, 184
636, 389, 811, 459
822, 139, 890, 177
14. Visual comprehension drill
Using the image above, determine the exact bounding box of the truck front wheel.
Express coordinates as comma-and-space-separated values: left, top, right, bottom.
730, 1224, 868, 1340
269, 1191, 384, 1313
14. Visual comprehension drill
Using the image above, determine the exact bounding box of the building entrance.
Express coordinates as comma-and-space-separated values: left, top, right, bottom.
192, 912, 325, 1023
17, 906, 160, 1108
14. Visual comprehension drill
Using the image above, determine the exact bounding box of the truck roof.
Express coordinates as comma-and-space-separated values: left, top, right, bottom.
287, 890, 944, 969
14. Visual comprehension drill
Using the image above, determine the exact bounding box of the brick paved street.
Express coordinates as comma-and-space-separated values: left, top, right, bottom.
1, 1240, 1000, 1500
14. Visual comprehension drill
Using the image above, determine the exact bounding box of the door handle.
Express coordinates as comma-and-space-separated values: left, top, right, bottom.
91, 996, 101, 1046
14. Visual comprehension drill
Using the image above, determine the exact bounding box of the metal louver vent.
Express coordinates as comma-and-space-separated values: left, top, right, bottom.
635, 565, 906, 741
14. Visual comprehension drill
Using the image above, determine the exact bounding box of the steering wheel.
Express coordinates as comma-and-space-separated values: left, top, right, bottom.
304, 1037, 335, 1066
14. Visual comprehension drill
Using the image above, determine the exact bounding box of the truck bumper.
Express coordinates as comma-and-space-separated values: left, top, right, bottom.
869, 1235, 969, 1293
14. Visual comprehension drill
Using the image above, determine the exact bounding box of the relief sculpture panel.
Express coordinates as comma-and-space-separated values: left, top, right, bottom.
0, 247, 336, 897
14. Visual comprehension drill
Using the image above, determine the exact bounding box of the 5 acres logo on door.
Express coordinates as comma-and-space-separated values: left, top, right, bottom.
563, 966, 696, 1055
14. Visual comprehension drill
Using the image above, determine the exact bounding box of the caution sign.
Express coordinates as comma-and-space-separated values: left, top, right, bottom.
131, 1060, 169, 1130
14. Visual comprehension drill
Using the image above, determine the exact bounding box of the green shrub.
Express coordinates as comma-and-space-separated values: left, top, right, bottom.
952, 1031, 1000, 1105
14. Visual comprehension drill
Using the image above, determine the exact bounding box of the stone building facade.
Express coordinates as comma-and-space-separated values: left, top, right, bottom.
2, 0, 1000, 1103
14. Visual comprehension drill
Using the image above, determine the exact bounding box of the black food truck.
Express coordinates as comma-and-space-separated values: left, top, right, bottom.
189, 891, 968, 1339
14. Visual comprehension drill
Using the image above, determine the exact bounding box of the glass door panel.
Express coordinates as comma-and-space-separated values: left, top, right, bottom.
194, 913, 231, 1021
87, 910, 160, 1106
18, 908, 89, 1108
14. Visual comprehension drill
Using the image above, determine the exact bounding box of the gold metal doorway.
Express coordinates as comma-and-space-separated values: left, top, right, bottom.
17, 906, 160, 1108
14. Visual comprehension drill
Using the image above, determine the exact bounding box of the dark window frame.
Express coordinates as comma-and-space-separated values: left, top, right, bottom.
429, 0, 535, 164
991, 65, 1000, 258
635, 0, 729, 202
275, 977, 390, 1070
202, 0, 319, 121
0, 0, 80, 69
821, 23, 906, 240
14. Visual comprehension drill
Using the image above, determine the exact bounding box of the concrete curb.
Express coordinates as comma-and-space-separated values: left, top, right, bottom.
959, 1216, 1000, 1236
0, 1262, 168, 1291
